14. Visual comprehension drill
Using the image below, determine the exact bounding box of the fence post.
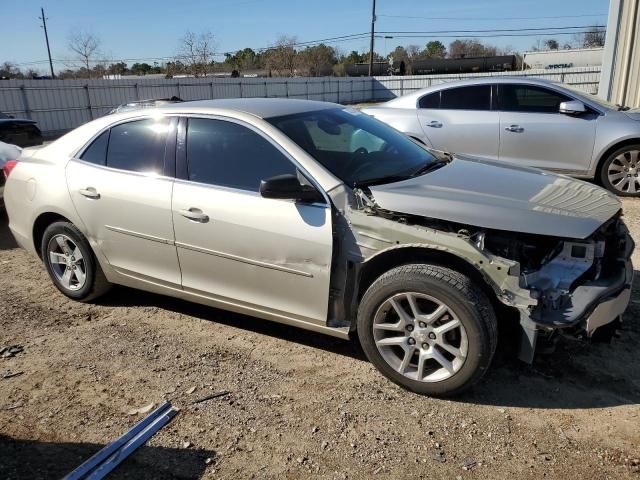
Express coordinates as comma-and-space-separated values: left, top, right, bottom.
134, 82, 140, 100
322, 78, 326, 101
371, 77, 375, 102
210, 81, 214, 99
400, 78, 404, 97
285, 80, 289, 98
20, 84, 31, 120
264, 80, 268, 98
306, 80, 309, 100
336, 79, 340, 103
239, 81, 243, 98
84, 84, 94, 120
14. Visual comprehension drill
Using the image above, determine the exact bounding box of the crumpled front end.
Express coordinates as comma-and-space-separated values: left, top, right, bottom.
521, 216, 634, 339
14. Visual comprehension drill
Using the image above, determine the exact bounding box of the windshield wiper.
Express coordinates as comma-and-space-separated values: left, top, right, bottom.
353, 159, 450, 188
617, 104, 630, 111
411, 159, 449, 177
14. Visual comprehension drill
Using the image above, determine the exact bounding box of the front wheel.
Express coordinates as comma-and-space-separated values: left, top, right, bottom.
600, 144, 640, 196
41, 221, 111, 301
357, 264, 497, 397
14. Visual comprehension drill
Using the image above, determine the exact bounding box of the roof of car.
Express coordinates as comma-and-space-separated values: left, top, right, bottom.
161, 98, 340, 118
382, 76, 565, 108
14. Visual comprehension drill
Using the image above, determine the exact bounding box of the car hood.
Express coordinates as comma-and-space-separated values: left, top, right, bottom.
368, 158, 621, 239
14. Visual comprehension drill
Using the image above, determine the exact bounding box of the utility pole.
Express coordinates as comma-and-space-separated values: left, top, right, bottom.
368, 0, 376, 76
39, 7, 55, 78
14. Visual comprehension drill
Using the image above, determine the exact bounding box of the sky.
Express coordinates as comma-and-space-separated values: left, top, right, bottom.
0, 0, 610, 73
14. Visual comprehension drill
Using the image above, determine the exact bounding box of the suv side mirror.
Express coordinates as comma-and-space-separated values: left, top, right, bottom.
260, 174, 324, 203
559, 100, 586, 115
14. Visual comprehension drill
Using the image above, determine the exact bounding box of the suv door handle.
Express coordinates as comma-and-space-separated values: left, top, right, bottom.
505, 125, 524, 133
427, 121, 443, 128
179, 208, 209, 223
79, 187, 100, 199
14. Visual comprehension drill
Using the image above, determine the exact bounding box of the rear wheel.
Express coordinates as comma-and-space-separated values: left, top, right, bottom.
41, 221, 111, 301
357, 264, 497, 397
600, 144, 640, 196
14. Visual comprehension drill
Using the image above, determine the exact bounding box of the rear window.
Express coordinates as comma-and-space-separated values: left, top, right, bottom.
440, 85, 492, 110
418, 92, 440, 109
79, 131, 109, 166
106, 118, 170, 173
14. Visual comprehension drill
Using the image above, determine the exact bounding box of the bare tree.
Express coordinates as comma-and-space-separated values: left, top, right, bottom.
265, 36, 299, 77
177, 31, 216, 77
68, 30, 101, 77
544, 39, 560, 50
448, 39, 497, 58
581, 25, 606, 48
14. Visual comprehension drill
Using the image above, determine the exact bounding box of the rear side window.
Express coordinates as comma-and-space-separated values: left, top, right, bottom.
499, 85, 570, 113
186, 118, 297, 192
440, 85, 492, 110
418, 92, 440, 109
80, 130, 109, 165
106, 118, 170, 173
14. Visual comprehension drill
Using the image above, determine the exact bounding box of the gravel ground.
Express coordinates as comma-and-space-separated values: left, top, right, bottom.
1, 200, 639, 480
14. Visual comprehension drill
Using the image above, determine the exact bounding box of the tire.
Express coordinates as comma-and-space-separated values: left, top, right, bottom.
357, 264, 497, 397
41, 221, 111, 302
599, 144, 640, 197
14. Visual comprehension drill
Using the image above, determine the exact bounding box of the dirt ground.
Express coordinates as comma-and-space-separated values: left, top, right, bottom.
1, 200, 639, 480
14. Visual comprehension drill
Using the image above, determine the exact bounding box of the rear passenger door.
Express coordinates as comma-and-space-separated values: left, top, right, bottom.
416, 84, 499, 160
66, 116, 181, 286
497, 84, 597, 172
171, 117, 333, 324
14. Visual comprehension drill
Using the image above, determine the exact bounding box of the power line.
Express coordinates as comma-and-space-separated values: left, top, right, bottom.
377, 13, 608, 21
388, 30, 605, 39
377, 25, 606, 34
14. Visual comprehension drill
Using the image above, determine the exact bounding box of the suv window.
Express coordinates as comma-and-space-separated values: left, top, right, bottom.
186, 118, 297, 191
499, 85, 570, 113
106, 118, 170, 173
440, 85, 492, 110
80, 130, 109, 166
418, 92, 440, 109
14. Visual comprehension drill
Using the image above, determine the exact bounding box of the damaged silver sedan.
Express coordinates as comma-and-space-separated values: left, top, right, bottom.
4, 99, 633, 396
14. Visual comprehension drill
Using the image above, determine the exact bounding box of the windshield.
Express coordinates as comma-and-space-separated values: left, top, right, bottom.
560, 84, 620, 110
267, 107, 439, 186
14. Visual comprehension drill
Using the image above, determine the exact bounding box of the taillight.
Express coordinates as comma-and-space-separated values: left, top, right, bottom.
2, 160, 17, 179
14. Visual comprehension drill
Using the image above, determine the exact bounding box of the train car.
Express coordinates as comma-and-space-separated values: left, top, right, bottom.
345, 61, 406, 77
410, 55, 516, 75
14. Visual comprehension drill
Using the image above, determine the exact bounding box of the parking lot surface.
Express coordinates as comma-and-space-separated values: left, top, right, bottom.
1, 200, 639, 479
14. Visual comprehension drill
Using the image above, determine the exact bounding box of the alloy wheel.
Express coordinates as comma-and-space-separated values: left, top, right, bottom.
373, 292, 468, 383
47, 234, 87, 291
608, 150, 640, 194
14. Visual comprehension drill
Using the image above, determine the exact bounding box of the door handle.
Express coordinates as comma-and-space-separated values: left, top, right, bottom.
505, 125, 524, 133
179, 208, 209, 223
79, 187, 100, 199
427, 121, 443, 128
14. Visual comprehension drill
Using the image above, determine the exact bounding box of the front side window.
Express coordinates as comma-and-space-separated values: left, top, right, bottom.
440, 85, 492, 110
499, 85, 570, 113
268, 108, 439, 187
80, 130, 109, 165
186, 118, 297, 192
106, 117, 170, 173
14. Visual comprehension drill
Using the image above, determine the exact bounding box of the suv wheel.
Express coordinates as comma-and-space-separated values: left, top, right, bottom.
600, 144, 640, 196
41, 221, 111, 301
357, 264, 497, 397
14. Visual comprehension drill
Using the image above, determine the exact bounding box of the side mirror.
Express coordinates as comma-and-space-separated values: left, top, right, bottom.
559, 100, 586, 115
260, 174, 324, 203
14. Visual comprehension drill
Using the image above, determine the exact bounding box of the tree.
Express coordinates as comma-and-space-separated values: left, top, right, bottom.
544, 39, 559, 50
225, 48, 262, 72
265, 36, 298, 77
298, 44, 337, 76
448, 39, 497, 58
581, 25, 606, 47
424, 41, 446, 58
177, 31, 216, 77
130, 63, 153, 76
68, 30, 102, 76
0, 62, 24, 79
107, 62, 128, 76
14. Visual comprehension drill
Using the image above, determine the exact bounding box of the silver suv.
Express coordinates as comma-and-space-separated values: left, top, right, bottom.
363, 78, 640, 196
4, 99, 634, 396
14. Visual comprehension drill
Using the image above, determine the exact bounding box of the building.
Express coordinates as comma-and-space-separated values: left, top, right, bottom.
599, 0, 640, 108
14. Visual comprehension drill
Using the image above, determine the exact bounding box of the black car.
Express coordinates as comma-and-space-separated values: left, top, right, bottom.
0, 112, 43, 147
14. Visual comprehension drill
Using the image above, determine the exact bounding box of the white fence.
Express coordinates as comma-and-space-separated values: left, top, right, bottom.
0, 66, 601, 135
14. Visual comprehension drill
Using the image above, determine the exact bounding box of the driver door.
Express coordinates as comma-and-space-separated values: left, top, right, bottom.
171, 117, 333, 324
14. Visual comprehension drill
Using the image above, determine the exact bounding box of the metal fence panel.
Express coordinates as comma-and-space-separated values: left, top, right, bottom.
0, 66, 601, 135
